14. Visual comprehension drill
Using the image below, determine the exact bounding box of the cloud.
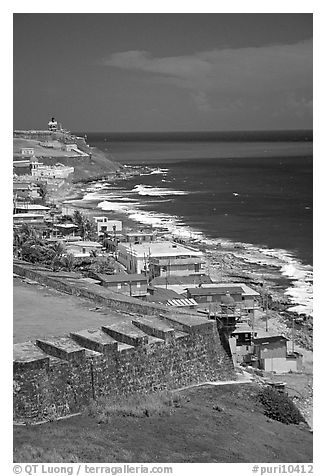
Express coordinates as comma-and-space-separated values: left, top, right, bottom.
102, 40, 312, 114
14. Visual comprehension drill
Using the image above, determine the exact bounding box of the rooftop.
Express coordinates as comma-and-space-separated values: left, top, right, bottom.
95, 273, 148, 284
187, 286, 243, 296
119, 240, 203, 258
253, 333, 289, 344
199, 283, 260, 296
15, 204, 50, 211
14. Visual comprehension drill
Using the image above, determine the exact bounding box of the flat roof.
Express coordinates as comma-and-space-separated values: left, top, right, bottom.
200, 282, 260, 296
187, 286, 243, 296
13, 213, 44, 218
55, 223, 78, 229
231, 323, 253, 334
119, 240, 203, 258
254, 333, 289, 344
15, 204, 50, 210
72, 241, 102, 247
96, 272, 148, 283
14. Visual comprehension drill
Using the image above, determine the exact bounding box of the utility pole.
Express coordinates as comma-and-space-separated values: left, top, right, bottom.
292, 317, 295, 354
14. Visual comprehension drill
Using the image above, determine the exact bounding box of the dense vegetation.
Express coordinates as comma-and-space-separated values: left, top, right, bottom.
258, 387, 305, 425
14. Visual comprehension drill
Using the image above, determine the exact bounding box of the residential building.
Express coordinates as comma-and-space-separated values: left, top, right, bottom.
186, 282, 259, 316
14, 203, 50, 217
228, 323, 256, 365
117, 240, 204, 277
90, 272, 148, 298
13, 182, 40, 200
65, 241, 103, 258
20, 147, 35, 157
31, 161, 74, 179
122, 231, 156, 244
253, 333, 303, 373
94, 217, 122, 237
147, 286, 198, 308
13, 213, 46, 226
151, 274, 212, 294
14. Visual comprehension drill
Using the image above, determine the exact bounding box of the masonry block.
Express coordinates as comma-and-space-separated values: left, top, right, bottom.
13, 342, 49, 371
70, 329, 118, 356
132, 317, 176, 342
36, 337, 86, 362
102, 322, 148, 347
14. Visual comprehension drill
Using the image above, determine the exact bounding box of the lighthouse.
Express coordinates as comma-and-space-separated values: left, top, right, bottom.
48, 117, 58, 132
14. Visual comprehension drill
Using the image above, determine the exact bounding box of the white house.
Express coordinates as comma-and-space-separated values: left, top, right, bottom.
94, 217, 122, 237
117, 240, 204, 277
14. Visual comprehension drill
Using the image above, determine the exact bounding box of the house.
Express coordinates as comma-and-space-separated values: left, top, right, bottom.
186, 282, 259, 316
117, 240, 204, 277
31, 162, 74, 179
51, 223, 79, 238
62, 143, 77, 152
151, 274, 212, 294
253, 333, 303, 373
94, 217, 122, 237
228, 323, 256, 365
122, 231, 156, 244
186, 285, 243, 306
14, 203, 50, 217
20, 147, 35, 156
147, 286, 197, 308
65, 241, 103, 258
13, 213, 46, 226
90, 272, 148, 298
13, 182, 40, 199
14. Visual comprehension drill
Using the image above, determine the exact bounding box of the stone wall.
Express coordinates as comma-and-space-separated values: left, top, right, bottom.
13, 261, 236, 423
13, 261, 195, 317
14, 315, 235, 423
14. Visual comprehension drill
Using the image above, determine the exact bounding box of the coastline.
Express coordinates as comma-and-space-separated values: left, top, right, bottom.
42, 161, 313, 425
54, 166, 312, 335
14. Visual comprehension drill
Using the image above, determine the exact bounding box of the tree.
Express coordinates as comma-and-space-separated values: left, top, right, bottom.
88, 257, 115, 275
38, 182, 48, 203
60, 253, 76, 272
73, 210, 96, 239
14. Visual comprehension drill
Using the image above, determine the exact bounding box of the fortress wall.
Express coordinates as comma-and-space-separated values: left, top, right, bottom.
13, 261, 191, 317
14, 317, 235, 423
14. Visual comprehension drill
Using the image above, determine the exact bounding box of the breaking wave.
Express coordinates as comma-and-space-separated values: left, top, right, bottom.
132, 184, 189, 197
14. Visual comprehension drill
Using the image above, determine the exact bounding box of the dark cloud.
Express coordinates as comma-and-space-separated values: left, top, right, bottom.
102, 40, 312, 115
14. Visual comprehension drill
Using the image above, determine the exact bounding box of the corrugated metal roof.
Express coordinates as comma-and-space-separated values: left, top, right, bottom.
166, 298, 198, 307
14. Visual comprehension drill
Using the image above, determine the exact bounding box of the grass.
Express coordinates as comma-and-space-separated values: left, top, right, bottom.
86, 391, 182, 422
14, 384, 313, 463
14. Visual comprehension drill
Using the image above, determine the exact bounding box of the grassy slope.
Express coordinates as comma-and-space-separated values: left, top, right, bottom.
13, 384, 312, 463
13, 137, 123, 182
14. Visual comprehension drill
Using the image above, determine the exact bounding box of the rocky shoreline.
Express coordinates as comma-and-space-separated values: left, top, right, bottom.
47, 161, 313, 352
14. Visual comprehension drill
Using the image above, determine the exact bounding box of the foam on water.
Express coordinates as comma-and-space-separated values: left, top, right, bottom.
80, 175, 313, 319
132, 184, 189, 196
140, 167, 169, 176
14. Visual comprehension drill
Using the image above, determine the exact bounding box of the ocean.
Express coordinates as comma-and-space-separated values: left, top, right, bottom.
72, 131, 313, 316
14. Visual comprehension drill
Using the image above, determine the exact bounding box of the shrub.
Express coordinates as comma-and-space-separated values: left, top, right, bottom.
86, 391, 182, 423
258, 387, 305, 425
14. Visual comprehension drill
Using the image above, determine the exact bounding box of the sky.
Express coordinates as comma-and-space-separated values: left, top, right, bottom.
13, 13, 313, 132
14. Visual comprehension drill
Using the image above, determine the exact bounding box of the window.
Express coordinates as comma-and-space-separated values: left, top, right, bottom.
207, 296, 212, 302
194, 263, 200, 272
137, 282, 141, 288
117, 283, 122, 289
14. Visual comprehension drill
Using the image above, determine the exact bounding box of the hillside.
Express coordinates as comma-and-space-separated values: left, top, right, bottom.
13, 383, 312, 463
13, 134, 123, 182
